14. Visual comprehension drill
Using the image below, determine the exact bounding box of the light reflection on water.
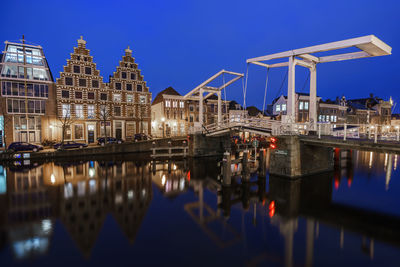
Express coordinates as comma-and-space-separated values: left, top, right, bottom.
0, 151, 399, 266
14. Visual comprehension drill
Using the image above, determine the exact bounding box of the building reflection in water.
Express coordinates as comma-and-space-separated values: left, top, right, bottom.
0, 149, 399, 266
0, 159, 153, 260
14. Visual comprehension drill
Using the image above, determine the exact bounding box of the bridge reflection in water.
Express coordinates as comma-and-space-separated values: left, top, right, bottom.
0, 150, 399, 266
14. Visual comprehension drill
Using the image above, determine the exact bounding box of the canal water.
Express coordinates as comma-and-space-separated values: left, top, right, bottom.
0, 150, 399, 267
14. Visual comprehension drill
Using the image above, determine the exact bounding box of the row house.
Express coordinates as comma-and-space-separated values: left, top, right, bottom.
346, 94, 392, 125
151, 87, 229, 137
0, 39, 57, 147
56, 37, 151, 143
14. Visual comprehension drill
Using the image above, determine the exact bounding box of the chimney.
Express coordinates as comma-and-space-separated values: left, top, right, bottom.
77, 36, 86, 48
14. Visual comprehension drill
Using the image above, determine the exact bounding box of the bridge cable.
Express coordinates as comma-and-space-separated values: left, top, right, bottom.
262, 68, 270, 115
273, 69, 288, 100
300, 72, 310, 93
242, 63, 249, 111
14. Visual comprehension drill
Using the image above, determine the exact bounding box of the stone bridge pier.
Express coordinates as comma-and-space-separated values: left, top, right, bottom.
269, 136, 334, 178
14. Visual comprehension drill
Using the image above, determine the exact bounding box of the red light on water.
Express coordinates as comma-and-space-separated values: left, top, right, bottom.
268, 201, 276, 218
270, 143, 277, 149
334, 178, 339, 189
347, 178, 352, 188
269, 201, 275, 209
187, 171, 191, 181
270, 137, 277, 143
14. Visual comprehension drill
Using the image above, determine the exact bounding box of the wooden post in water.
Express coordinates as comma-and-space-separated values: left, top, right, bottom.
259, 148, 266, 176
242, 150, 250, 182
222, 151, 231, 186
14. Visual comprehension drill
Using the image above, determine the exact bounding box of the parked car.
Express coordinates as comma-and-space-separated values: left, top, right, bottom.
54, 141, 88, 149
8, 142, 43, 152
97, 137, 124, 145
134, 133, 148, 141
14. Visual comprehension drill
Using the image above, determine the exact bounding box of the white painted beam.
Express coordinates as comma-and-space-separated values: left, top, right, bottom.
287, 56, 296, 120
318, 51, 370, 63
295, 59, 314, 69
297, 54, 320, 63
246, 35, 391, 63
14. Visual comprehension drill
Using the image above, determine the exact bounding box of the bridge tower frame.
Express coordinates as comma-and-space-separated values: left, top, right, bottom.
247, 35, 392, 130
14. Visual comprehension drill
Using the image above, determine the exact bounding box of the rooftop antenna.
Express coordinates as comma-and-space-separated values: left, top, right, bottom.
22, 34, 25, 44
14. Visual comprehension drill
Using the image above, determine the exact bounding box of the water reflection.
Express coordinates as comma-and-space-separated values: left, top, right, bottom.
0, 150, 399, 266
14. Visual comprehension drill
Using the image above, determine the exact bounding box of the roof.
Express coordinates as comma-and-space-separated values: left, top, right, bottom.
246, 106, 262, 116
152, 87, 181, 105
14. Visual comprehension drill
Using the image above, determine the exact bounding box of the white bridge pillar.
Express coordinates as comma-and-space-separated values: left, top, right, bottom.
199, 88, 204, 127
309, 65, 317, 131
217, 91, 222, 125
287, 56, 296, 123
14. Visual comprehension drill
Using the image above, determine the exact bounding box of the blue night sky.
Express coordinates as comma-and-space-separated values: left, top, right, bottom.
1, 0, 399, 111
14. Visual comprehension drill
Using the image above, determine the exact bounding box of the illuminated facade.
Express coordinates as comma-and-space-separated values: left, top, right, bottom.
108, 47, 151, 139
0, 38, 57, 146
151, 87, 229, 137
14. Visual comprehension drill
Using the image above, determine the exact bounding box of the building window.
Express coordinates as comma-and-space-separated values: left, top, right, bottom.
62, 104, 71, 117
166, 110, 170, 119
180, 101, 184, 108
65, 77, 73, 86
114, 106, 121, 116
73, 65, 80, 74
282, 104, 287, 111
126, 84, 132, 91
62, 90, 70, 98
180, 111, 183, 119
113, 94, 121, 102
140, 95, 146, 104
127, 95, 133, 103
189, 105, 194, 112
100, 93, 108, 101
85, 67, 91, 75
165, 100, 171, 107
130, 73, 136, 80
75, 104, 83, 118
88, 92, 95, 100
79, 78, 86, 87
137, 84, 142, 92
88, 105, 95, 119
121, 72, 127, 79
173, 101, 177, 108
305, 102, 309, 110
276, 105, 281, 112
299, 102, 303, 110
74, 124, 84, 139
190, 115, 194, 122
115, 82, 121, 90
75, 91, 82, 99
92, 80, 99, 88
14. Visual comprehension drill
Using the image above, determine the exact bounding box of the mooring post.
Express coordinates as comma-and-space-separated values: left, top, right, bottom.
259, 148, 266, 176
374, 125, 378, 143
318, 124, 321, 139
183, 140, 187, 157
343, 123, 347, 141
222, 151, 232, 186
242, 150, 250, 182
152, 141, 156, 157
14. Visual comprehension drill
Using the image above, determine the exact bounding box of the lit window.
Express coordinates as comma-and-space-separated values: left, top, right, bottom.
299, 102, 304, 110
180, 101, 184, 108
113, 94, 121, 102
62, 104, 70, 118
75, 124, 84, 139
305, 102, 309, 110
88, 105, 95, 119
140, 95, 146, 104
173, 101, 177, 108
276, 105, 281, 112
75, 104, 83, 118
165, 100, 171, 107
282, 104, 287, 111
127, 95, 133, 103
